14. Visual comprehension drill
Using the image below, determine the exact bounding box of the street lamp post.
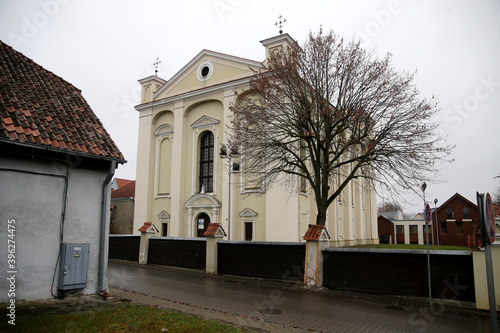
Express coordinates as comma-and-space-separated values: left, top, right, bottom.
434, 198, 439, 247
421, 182, 432, 306
220, 145, 239, 241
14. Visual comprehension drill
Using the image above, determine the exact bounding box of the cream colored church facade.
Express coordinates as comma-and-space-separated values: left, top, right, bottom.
133, 33, 379, 246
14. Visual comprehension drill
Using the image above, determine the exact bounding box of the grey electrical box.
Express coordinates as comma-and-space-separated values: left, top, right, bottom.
58, 243, 90, 291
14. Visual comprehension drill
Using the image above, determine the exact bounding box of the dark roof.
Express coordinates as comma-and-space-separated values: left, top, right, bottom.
436, 193, 477, 213
111, 180, 135, 198
0, 40, 125, 161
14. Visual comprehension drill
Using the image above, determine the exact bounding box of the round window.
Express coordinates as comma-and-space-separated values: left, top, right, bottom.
201, 66, 210, 77
197, 61, 214, 81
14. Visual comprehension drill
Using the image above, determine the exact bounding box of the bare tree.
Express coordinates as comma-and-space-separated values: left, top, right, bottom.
494, 184, 500, 207
229, 29, 453, 225
378, 201, 403, 213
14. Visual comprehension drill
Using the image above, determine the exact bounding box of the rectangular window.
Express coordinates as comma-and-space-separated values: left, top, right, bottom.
199, 132, 214, 192
441, 222, 447, 233
456, 221, 463, 233
463, 207, 471, 219
396, 225, 404, 234
245, 222, 253, 241
162, 223, 168, 237
409, 225, 418, 234
447, 208, 454, 219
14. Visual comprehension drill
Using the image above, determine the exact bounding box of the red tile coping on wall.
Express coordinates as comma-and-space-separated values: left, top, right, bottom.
303, 224, 330, 241
203, 223, 227, 237
137, 222, 158, 233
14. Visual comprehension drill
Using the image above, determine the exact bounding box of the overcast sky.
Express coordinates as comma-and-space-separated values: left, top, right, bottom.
1, 0, 499, 214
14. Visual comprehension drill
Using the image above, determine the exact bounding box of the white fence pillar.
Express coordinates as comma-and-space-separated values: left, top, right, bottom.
138, 222, 159, 265
303, 225, 330, 287
204, 223, 226, 274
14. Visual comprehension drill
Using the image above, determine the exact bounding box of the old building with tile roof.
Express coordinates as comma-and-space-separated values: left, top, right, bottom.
111, 180, 136, 199
0, 40, 124, 301
110, 179, 135, 234
0, 40, 124, 162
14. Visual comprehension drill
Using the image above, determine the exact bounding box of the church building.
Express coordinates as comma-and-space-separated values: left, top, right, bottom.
133, 33, 378, 246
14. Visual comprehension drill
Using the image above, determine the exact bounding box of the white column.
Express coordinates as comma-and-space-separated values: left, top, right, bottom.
170, 101, 184, 237
418, 224, 424, 245
404, 225, 410, 244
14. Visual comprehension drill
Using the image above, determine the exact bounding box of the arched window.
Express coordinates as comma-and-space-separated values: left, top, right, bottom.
199, 131, 214, 192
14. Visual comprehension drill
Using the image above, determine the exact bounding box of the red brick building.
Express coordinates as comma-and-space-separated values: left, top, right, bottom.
432, 193, 479, 247
377, 215, 394, 244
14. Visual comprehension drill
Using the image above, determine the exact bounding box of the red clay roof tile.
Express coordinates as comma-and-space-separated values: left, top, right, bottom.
111, 180, 135, 198
137, 222, 153, 233
303, 224, 330, 241
0, 40, 124, 161
114, 178, 134, 189
137, 222, 158, 233
203, 223, 226, 237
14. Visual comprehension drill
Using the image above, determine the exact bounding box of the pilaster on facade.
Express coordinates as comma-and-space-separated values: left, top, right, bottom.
369, 185, 379, 244
133, 111, 155, 233
169, 101, 185, 237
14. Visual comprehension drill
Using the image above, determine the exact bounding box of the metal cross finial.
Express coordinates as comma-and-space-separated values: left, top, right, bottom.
153, 57, 161, 76
275, 15, 287, 35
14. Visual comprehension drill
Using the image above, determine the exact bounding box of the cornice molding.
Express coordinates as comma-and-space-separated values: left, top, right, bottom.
135, 77, 252, 112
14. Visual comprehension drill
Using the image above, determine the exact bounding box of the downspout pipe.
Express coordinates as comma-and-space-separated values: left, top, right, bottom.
98, 160, 116, 292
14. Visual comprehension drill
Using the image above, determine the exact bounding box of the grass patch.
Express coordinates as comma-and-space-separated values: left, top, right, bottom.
350, 244, 470, 251
2, 303, 252, 333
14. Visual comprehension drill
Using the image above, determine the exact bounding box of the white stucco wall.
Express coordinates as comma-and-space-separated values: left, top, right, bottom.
0, 154, 110, 301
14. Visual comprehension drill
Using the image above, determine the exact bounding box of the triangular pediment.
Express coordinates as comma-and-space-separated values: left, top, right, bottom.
153, 50, 263, 100
157, 210, 170, 220
191, 115, 219, 129
239, 208, 258, 217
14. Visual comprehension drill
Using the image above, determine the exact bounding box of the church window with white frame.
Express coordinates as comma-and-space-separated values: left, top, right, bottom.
199, 131, 214, 192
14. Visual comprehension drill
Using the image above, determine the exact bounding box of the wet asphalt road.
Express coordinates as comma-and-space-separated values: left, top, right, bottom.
108, 261, 494, 332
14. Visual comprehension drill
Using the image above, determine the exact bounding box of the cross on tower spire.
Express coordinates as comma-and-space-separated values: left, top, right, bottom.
275, 15, 287, 35
153, 57, 161, 76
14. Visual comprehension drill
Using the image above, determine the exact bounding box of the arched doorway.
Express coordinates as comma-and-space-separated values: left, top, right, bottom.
196, 212, 210, 237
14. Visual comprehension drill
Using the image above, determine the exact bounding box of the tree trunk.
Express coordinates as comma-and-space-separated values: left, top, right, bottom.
316, 210, 327, 226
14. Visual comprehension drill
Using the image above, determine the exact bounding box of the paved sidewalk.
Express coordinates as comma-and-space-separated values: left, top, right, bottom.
108, 260, 495, 332
110, 288, 311, 332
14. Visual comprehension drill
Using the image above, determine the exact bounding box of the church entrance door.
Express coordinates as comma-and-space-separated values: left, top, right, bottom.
196, 213, 210, 237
